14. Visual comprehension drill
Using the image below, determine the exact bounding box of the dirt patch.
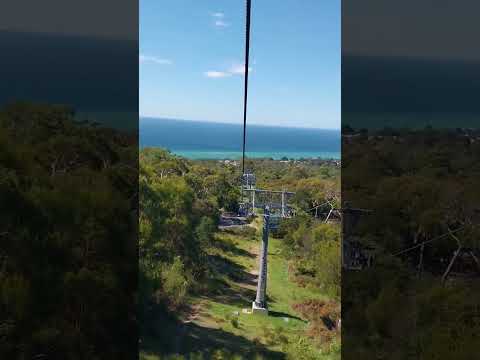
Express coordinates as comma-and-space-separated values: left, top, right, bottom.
182, 299, 220, 329
183, 301, 203, 324
188, 236, 261, 328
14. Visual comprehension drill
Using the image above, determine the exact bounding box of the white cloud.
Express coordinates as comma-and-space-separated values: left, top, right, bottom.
229, 64, 252, 75
204, 63, 253, 79
204, 71, 232, 78
211, 12, 229, 27
214, 20, 229, 27
139, 54, 172, 65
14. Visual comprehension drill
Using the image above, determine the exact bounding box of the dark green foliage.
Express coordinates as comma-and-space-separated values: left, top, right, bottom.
139, 148, 221, 340
280, 217, 341, 299
161, 257, 190, 308
342, 128, 480, 359
196, 217, 217, 245
140, 150, 341, 358
0, 102, 137, 359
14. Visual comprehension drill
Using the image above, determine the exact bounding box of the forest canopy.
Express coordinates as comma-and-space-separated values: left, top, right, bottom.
139, 147, 342, 359
342, 127, 480, 360
0, 102, 138, 359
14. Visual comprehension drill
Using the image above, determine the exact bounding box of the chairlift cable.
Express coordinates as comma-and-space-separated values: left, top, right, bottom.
241, 0, 252, 175
392, 226, 466, 257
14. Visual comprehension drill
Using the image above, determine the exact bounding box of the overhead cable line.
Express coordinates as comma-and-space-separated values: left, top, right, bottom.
241, 0, 252, 175
392, 226, 466, 257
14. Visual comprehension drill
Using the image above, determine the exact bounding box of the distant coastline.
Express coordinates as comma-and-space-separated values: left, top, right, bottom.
141, 116, 339, 130
140, 117, 340, 160
171, 150, 340, 161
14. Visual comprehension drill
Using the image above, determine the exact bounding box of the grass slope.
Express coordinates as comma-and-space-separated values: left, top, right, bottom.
141, 219, 339, 360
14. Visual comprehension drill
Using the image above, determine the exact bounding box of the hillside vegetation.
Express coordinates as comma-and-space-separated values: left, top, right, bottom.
0, 103, 137, 359
139, 148, 341, 359
342, 127, 480, 359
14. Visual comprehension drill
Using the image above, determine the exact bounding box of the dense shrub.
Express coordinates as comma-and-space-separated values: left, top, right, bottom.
139, 148, 221, 340
0, 103, 137, 359
161, 257, 190, 309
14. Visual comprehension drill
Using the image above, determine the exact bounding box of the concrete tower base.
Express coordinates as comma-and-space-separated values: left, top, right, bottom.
252, 302, 268, 315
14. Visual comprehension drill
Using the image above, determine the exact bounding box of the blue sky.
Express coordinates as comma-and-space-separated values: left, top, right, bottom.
140, 0, 340, 129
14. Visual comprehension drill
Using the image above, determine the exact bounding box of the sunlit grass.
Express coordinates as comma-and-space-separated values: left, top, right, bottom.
140, 221, 339, 359
195, 225, 333, 357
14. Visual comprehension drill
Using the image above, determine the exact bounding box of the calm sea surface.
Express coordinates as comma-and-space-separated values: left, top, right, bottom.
140, 118, 340, 160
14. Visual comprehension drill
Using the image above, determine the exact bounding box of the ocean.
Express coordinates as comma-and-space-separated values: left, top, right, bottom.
140, 118, 340, 160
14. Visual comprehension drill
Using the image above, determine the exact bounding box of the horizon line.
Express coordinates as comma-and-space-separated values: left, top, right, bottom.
140, 115, 341, 131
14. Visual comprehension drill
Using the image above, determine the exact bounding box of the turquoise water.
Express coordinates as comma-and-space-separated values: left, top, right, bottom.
140, 118, 340, 160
